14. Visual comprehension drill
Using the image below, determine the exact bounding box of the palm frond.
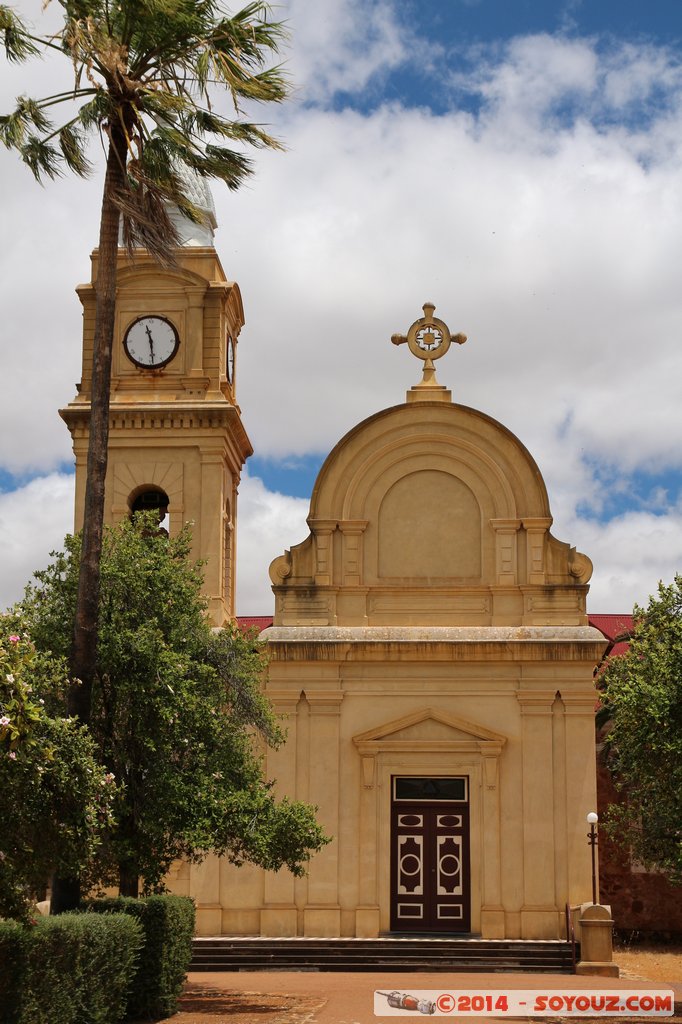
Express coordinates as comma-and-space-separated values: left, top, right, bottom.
206, 47, 288, 105
4, 0, 291, 241
183, 108, 282, 150
0, 5, 39, 61
138, 90, 187, 119
20, 135, 62, 180
77, 92, 113, 130
141, 130, 192, 176
195, 144, 253, 190
59, 123, 92, 176
0, 96, 52, 149
215, 2, 288, 65
117, 182, 182, 265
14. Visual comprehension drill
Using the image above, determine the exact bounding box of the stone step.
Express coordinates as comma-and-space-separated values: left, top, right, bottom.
190, 937, 576, 974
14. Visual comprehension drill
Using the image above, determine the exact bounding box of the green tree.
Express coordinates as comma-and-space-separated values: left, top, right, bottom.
600, 575, 682, 883
1, 0, 287, 910
0, 612, 115, 920
0, 0, 287, 784
24, 515, 328, 899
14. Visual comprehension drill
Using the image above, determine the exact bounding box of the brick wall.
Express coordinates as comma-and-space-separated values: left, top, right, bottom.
597, 754, 682, 937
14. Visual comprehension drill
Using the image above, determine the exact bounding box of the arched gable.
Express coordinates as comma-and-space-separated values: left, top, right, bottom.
270, 402, 592, 627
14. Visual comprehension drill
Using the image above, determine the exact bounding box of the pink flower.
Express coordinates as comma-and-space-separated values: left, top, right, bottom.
8, 751, 17, 760
8, 635, 20, 643
0, 716, 10, 726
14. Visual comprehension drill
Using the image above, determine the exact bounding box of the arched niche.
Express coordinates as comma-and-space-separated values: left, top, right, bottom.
377, 469, 481, 580
129, 486, 170, 532
111, 462, 184, 534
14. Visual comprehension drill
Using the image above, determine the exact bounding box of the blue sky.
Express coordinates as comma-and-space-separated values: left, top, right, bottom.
2, 0, 682, 612
331, 1, 682, 115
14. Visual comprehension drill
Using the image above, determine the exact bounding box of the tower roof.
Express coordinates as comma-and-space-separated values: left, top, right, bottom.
170, 164, 217, 247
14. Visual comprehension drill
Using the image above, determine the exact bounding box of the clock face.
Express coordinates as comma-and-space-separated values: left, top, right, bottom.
123, 316, 179, 369
226, 334, 235, 385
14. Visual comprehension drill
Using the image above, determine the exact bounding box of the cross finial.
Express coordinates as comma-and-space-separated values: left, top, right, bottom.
391, 302, 467, 404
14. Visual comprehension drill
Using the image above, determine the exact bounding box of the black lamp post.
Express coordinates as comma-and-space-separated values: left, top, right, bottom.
587, 811, 599, 905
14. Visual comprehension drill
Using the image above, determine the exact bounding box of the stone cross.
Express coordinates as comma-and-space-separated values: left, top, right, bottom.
391, 302, 467, 399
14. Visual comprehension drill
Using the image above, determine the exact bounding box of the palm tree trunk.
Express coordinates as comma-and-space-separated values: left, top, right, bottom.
51, 125, 126, 914
70, 124, 125, 718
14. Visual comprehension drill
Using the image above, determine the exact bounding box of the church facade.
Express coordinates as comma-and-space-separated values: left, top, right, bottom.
62, 224, 607, 940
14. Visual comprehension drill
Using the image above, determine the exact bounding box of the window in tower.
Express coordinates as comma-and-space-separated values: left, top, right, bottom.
130, 488, 170, 534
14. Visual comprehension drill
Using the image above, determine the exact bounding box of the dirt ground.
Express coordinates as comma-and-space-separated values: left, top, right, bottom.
155, 985, 327, 1024
613, 944, 682, 984
142, 946, 682, 1024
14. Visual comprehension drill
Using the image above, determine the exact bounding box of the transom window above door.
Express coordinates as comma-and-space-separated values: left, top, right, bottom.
393, 777, 468, 802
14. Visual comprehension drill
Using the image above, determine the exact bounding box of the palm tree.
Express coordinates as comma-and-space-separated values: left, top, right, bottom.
1, 0, 288, 910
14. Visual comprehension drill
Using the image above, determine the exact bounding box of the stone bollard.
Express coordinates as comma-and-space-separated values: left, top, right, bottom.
576, 904, 619, 977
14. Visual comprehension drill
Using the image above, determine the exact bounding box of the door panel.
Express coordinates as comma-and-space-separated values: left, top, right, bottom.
391, 795, 470, 932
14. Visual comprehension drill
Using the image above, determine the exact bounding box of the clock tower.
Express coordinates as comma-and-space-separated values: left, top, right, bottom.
60, 182, 251, 625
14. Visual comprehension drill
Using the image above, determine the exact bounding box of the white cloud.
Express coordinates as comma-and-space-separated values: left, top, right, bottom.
0, 473, 75, 608
568, 509, 682, 612
602, 43, 682, 111
2, 6, 682, 613
460, 34, 598, 135
235, 473, 309, 614
285, 0, 409, 103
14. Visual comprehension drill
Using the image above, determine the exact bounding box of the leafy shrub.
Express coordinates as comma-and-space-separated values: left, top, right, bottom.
85, 894, 195, 1019
0, 913, 142, 1024
0, 615, 115, 922
0, 921, 29, 1024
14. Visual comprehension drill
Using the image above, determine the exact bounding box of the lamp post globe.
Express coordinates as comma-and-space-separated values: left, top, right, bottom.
586, 812, 599, 904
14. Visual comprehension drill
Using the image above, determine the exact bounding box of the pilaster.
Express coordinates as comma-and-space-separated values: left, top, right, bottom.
491, 519, 521, 585
563, 693, 600, 903
479, 741, 505, 937
261, 693, 300, 936
190, 855, 222, 935
338, 520, 368, 587
523, 517, 552, 585
303, 690, 344, 936
518, 691, 557, 937
200, 447, 226, 623
356, 753, 380, 937
309, 519, 337, 587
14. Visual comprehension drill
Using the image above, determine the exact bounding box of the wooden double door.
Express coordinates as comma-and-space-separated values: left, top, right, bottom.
390, 778, 470, 933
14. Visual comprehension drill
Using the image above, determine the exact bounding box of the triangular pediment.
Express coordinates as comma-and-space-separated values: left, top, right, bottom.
353, 707, 506, 749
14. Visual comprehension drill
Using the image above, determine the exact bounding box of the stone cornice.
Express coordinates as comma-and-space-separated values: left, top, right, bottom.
59, 401, 253, 457
262, 625, 607, 664
263, 625, 604, 642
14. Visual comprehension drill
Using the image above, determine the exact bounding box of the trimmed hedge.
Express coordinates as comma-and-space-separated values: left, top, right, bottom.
0, 913, 142, 1024
0, 921, 28, 1023
85, 895, 195, 1020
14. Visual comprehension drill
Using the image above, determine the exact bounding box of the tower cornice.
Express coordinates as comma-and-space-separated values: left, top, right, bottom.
59, 401, 253, 460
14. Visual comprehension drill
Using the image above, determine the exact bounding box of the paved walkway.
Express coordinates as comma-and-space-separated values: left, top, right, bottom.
186, 971, 682, 1023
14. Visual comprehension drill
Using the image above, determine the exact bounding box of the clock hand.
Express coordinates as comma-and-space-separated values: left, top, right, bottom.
145, 324, 155, 363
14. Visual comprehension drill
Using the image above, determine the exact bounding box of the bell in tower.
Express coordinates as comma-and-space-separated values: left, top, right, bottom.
60, 175, 251, 625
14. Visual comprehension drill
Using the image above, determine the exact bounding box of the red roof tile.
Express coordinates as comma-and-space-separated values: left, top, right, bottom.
588, 613, 633, 642
589, 614, 634, 660
237, 615, 274, 633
